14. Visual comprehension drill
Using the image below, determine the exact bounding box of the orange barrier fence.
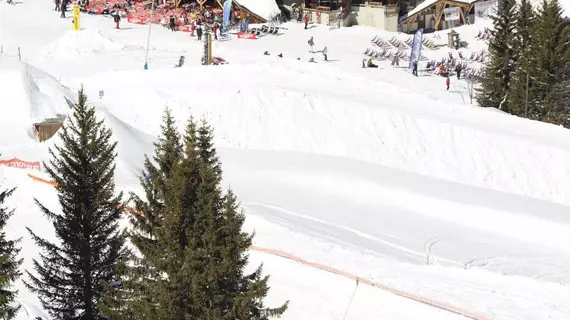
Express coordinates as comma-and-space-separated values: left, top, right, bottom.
250, 246, 494, 320
27, 173, 57, 187
27, 173, 144, 215
26, 172, 493, 320
1, 158, 41, 171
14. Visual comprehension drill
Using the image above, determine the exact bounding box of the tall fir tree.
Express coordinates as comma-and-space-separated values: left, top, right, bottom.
24, 88, 127, 320
101, 107, 184, 320
506, 0, 537, 117
477, 0, 518, 110
0, 186, 22, 320
534, 0, 570, 124
107, 116, 287, 319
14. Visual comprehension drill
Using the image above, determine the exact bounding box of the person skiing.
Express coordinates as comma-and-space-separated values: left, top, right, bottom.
412, 60, 418, 76
303, 15, 309, 29
308, 36, 314, 53
113, 10, 121, 29
55, 0, 60, 11
322, 46, 328, 61
191, 20, 196, 37
446, 76, 450, 90
169, 15, 176, 31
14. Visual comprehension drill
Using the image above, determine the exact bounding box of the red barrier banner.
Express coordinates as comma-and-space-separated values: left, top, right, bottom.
0, 158, 41, 171
237, 32, 256, 40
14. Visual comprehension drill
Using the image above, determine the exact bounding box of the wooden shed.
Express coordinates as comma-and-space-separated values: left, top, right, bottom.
34, 116, 66, 142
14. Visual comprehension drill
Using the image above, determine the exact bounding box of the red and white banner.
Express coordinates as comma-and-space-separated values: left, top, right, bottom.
237, 32, 256, 40
0, 158, 41, 171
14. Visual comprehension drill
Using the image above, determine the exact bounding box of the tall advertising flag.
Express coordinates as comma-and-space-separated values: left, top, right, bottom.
409, 28, 424, 69
223, 0, 233, 31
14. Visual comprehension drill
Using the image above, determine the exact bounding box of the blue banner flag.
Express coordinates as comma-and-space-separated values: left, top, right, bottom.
409, 28, 424, 69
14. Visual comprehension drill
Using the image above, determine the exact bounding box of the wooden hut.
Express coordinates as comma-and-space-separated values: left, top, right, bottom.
34, 116, 65, 142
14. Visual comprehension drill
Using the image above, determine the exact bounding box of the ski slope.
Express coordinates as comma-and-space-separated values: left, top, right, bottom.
1, 1, 570, 320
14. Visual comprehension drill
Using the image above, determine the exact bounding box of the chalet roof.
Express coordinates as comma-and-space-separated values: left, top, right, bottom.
401, 0, 486, 22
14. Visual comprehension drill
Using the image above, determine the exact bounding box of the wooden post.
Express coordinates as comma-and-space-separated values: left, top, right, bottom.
434, 2, 445, 30
217, 0, 223, 8
18, 47, 21, 61
197, 0, 205, 11
207, 33, 212, 65
459, 6, 466, 25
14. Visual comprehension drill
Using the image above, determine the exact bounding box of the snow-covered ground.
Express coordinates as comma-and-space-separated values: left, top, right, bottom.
2, 1, 570, 320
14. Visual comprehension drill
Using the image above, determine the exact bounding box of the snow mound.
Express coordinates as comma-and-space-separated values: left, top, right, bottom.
95, 106, 155, 185
235, 0, 280, 20
41, 29, 145, 60
0, 60, 74, 148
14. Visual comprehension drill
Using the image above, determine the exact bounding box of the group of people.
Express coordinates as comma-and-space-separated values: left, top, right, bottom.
308, 37, 328, 61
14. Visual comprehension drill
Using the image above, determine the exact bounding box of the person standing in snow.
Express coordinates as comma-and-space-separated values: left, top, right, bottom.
55, 0, 60, 11
303, 15, 309, 29
446, 76, 450, 90
212, 22, 219, 40
455, 64, 462, 80
412, 60, 418, 76
60, 0, 66, 18
308, 36, 314, 53
322, 46, 328, 61
113, 10, 121, 29
169, 15, 176, 31
391, 55, 400, 67
196, 23, 203, 41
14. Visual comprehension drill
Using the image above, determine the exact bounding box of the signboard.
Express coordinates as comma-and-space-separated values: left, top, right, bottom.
0, 158, 41, 171
73, 4, 80, 30
444, 7, 460, 21
237, 32, 256, 39
99, 90, 104, 99
474, 0, 496, 19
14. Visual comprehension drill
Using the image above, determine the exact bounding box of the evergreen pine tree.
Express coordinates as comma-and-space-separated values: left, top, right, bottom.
506, 0, 536, 116
477, 0, 518, 110
114, 116, 287, 320
534, 0, 570, 124
101, 107, 184, 320
0, 186, 22, 320
24, 88, 127, 320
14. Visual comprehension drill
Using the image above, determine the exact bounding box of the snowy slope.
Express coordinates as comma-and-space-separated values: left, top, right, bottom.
1, 1, 570, 320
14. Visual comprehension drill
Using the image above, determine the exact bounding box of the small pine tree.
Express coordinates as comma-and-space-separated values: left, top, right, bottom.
0, 186, 22, 320
24, 88, 127, 320
477, 0, 518, 110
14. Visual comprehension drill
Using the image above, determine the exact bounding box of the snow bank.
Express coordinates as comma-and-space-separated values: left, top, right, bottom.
235, 0, 280, 20
41, 29, 145, 60
0, 60, 73, 148
80, 62, 570, 207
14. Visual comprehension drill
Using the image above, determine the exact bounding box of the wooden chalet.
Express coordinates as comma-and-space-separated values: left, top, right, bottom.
399, 0, 491, 33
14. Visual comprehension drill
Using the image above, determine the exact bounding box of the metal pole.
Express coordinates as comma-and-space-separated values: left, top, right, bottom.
144, 0, 156, 69
525, 72, 529, 118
